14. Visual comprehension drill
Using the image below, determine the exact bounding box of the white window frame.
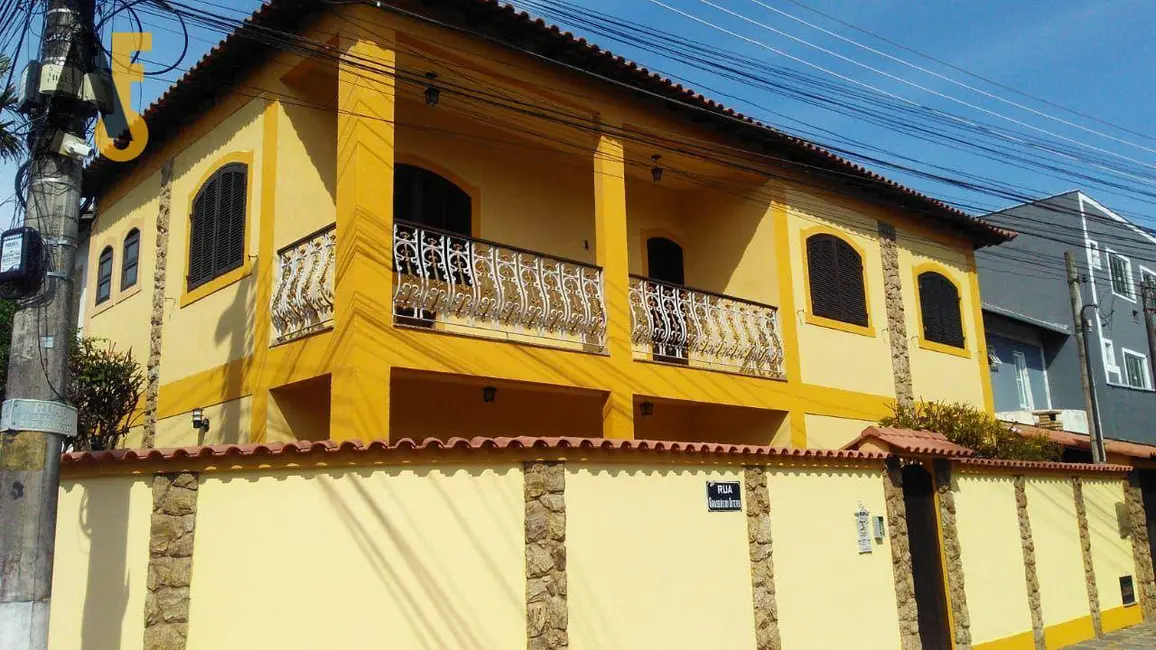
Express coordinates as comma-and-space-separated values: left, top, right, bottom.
1088, 240, 1102, 269
1012, 351, 1035, 410
1106, 248, 1137, 303
1121, 348, 1152, 391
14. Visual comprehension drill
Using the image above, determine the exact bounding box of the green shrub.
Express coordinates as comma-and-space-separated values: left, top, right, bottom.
67, 338, 144, 451
880, 400, 1061, 461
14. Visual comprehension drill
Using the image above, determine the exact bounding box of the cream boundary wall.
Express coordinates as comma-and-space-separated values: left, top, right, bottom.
48, 476, 153, 650
803, 414, 876, 450
954, 474, 1034, 645
899, 234, 985, 406
769, 466, 902, 649
186, 465, 525, 649
566, 464, 757, 650
1025, 477, 1093, 632
1083, 478, 1135, 614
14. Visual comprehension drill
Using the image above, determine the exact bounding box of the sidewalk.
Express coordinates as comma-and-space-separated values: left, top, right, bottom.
1064, 622, 1156, 648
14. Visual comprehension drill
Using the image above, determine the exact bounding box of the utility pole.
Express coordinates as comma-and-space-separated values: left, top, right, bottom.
1143, 276, 1156, 392
1066, 251, 1106, 464
0, 0, 95, 645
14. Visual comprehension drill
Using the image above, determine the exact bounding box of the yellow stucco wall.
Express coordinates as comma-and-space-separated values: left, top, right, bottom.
803, 414, 874, 450
786, 188, 894, 397
566, 464, 756, 650
899, 235, 986, 407
954, 474, 1034, 646
273, 101, 336, 252
768, 466, 902, 649
1082, 478, 1140, 631
186, 465, 525, 649
1024, 477, 1094, 648
151, 395, 253, 448
48, 477, 153, 650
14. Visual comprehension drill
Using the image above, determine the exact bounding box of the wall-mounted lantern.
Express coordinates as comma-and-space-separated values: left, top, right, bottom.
483, 385, 497, 403
650, 155, 663, 183
424, 72, 441, 107
640, 401, 654, 417
191, 407, 210, 432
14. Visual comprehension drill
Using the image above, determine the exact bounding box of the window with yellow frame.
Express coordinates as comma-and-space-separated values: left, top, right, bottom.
802, 227, 873, 336
914, 263, 969, 357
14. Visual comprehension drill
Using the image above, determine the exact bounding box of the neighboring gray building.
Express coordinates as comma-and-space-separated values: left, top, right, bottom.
977, 190, 1156, 444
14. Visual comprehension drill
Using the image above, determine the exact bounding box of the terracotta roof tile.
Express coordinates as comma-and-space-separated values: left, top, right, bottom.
1008, 422, 1156, 460
843, 426, 976, 457
957, 457, 1132, 473
61, 436, 886, 468
83, 0, 1012, 246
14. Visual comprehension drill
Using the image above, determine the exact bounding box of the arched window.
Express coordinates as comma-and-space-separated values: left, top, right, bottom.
806, 233, 867, 327
188, 163, 247, 290
918, 271, 964, 348
96, 246, 113, 305
122, 228, 140, 290
394, 164, 471, 234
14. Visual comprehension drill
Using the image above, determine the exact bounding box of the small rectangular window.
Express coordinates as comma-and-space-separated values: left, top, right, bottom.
1013, 351, 1034, 410
1123, 351, 1149, 389
1109, 252, 1133, 298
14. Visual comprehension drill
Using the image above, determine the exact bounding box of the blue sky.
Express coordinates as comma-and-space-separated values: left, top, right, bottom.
4, 0, 1155, 228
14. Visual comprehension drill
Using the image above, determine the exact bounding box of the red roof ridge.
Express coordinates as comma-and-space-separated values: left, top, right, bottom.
61, 436, 888, 468
843, 426, 976, 458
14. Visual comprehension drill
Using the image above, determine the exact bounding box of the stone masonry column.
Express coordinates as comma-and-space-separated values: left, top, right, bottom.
331, 9, 396, 442
745, 466, 781, 650
1073, 477, 1103, 636
883, 459, 921, 650
1124, 472, 1156, 620
933, 459, 972, 650
878, 221, 913, 408
1013, 476, 1046, 650
525, 462, 567, 649
593, 124, 633, 440
144, 472, 199, 649
142, 159, 174, 448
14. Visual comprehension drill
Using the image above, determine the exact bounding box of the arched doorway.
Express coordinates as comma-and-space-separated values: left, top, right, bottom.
646, 236, 687, 363
394, 164, 473, 324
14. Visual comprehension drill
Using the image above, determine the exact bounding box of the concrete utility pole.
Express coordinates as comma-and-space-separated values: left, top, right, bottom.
1066, 251, 1106, 464
1143, 276, 1156, 392
0, 0, 94, 645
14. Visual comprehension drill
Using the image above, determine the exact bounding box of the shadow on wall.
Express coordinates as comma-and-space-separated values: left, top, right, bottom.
208, 267, 256, 445
314, 465, 522, 648
77, 480, 132, 650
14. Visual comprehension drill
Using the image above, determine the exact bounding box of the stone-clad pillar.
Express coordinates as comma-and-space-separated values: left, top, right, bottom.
525, 462, 567, 649
145, 472, 199, 649
1073, 478, 1103, 636
142, 159, 174, 449
1013, 476, 1046, 650
883, 460, 921, 650
1124, 473, 1156, 620
878, 221, 913, 408
933, 459, 972, 650
745, 466, 781, 650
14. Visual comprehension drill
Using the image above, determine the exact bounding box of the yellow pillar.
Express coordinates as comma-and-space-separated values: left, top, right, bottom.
248, 98, 281, 443
330, 13, 396, 442
594, 125, 634, 439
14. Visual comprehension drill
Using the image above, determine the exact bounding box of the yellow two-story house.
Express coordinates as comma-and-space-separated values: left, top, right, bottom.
79, 0, 1012, 450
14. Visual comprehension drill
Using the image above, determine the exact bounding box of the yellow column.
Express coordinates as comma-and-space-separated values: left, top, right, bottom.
594, 125, 634, 439
966, 250, 995, 413
249, 98, 280, 443
331, 13, 396, 442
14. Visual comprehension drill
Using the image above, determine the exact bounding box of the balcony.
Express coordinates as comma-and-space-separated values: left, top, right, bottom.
271, 225, 335, 344
629, 276, 785, 378
392, 220, 607, 351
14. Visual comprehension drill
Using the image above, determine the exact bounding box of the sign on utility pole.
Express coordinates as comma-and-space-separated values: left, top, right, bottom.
0, 0, 96, 645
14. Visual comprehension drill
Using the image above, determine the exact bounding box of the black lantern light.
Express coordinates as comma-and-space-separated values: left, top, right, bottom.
424, 72, 441, 107
191, 407, 211, 432
483, 385, 497, 403
650, 155, 663, 183
640, 401, 654, 417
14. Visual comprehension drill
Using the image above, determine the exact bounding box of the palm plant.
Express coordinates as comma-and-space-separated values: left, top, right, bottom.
0, 55, 25, 162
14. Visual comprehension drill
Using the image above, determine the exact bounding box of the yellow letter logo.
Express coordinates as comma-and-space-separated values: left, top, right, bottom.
94, 32, 151, 162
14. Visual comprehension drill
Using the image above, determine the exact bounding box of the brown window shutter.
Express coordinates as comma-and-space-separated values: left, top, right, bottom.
187, 163, 247, 291
919, 272, 964, 348
807, 233, 867, 327
188, 179, 216, 290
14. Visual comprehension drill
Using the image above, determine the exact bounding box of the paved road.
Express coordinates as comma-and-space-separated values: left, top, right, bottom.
1064, 622, 1156, 648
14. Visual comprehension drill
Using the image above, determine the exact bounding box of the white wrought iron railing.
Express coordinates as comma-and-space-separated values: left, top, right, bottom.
392, 220, 607, 349
629, 275, 785, 378
271, 224, 335, 344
